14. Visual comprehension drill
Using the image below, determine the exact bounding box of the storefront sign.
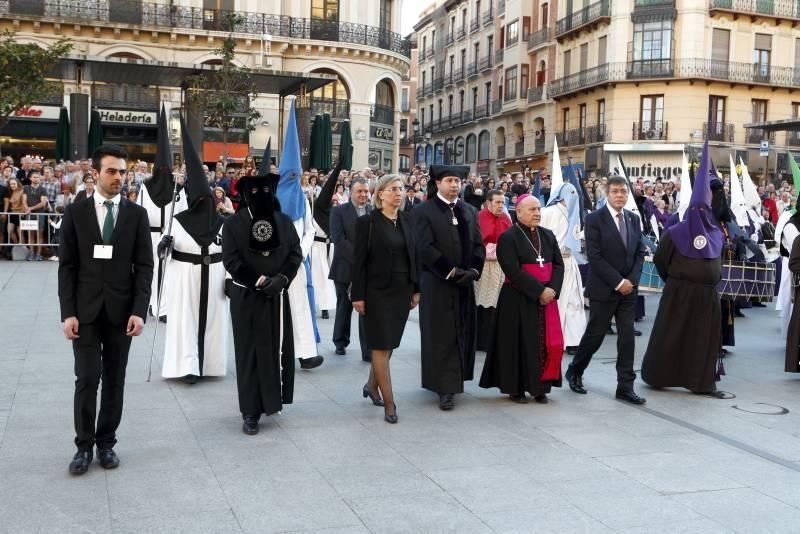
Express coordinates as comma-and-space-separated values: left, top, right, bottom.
98, 109, 157, 125
370, 126, 393, 141
12, 105, 60, 121
613, 152, 683, 181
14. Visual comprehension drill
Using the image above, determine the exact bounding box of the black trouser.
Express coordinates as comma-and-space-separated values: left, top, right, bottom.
568, 293, 637, 390
332, 281, 371, 361
72, 312, 132, 451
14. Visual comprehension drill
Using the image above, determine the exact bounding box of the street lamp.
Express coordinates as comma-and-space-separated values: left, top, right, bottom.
412, 118, 420, 166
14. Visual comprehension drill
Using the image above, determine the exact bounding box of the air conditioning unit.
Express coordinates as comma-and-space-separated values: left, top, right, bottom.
645, 129, 657, 139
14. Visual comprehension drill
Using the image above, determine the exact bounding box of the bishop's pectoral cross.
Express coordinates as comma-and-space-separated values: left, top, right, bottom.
536, 255, 545, 267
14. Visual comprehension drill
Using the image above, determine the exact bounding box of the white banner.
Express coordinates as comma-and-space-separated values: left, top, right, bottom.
12, 105, 61, 121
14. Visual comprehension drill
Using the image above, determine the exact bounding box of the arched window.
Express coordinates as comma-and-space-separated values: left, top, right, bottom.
310, 68, 350, 100
434, 142, 444, 164
478, 130, 490, 161
416, 145, 425, 164
375, 79, 395, 107
445, 138, 454, 163
466, 134, 477, 163
399, 154, 410, 171
454, 136, 465, 164
425, 144, 434, 166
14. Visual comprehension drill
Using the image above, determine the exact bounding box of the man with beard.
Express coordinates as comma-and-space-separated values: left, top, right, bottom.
479, 195, 564, 403
222, 168, 302, 435
414, 165, 485, 410
158, 119, 228, 384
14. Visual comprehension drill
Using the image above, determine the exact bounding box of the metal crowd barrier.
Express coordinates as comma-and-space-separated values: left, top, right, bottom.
0, 211, 64, 249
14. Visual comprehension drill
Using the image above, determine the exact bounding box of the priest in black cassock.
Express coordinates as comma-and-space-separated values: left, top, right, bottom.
479, 195, 565, 403
414, 164, 485, 410
222, 170, 303, 435
641, 140, 726, 396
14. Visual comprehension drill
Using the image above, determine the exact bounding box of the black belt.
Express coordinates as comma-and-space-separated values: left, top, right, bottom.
149, 226, 161, 232
314, 236, 330, 244
172, 250, 223, 265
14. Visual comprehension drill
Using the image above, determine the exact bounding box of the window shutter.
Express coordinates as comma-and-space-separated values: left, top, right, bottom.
755, 33, 772, 51
712, 29, 730, 61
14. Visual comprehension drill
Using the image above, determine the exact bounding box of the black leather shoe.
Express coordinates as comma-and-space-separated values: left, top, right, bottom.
299, 356, 324, 369
384, 403, 398, 424
182, 374, 198, 385
439, 393, 455, 410
242, 415, 259, 435
97, 448, 120, 469
752, 301, 766, 308
321, 310, 329, 319
159, 315, 167, 323
534, 394, 549, 404
68, 450, 92, 475
616, 389, 646, 405
633, 329, 642, 337
565, 370, 587, 394
607, 326, 616, 335
362, 384, 384, 406
509, 393, 528, 404
335, 347, 346, 356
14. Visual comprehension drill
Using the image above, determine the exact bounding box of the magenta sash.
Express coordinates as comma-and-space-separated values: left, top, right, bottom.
508, 262, 564, 381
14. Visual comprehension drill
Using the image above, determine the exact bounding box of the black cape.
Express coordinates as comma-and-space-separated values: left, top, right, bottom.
479, 224, 564, 396
641, 231, 721, 392
786, 236, 800, 373
414, 196, 485, 394
222, 209, 303, 416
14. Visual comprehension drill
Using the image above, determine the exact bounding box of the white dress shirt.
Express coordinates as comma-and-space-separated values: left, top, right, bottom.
95, 193, 121, 237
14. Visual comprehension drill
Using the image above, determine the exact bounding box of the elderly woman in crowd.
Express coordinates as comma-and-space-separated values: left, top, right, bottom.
351, 174, 419, 424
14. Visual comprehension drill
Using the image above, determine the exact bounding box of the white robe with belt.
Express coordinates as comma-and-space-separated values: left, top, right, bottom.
310, 219, 337, 312
287, 198, 318, 360
161, 220, 228, 378
775, 213, 798, 336
540, 203, 587, 347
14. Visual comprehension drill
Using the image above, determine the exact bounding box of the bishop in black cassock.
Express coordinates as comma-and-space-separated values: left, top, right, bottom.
479, 195, 565, 403
222, 172, 302, 435
414, 165, 485, 410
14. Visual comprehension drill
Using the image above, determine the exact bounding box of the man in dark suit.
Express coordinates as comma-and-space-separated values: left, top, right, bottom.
402, 185, 421, 213
329, 177, 371, 360
58, 144, 153, 475
565, 175, 647, 404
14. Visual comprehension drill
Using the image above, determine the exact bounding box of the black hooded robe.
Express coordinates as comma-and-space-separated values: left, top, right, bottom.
414, 196, 485, 394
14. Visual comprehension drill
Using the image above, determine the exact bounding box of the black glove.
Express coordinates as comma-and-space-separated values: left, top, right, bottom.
453, 268, 479, 287
262, 273, 289, 296
157, 235, 174, 259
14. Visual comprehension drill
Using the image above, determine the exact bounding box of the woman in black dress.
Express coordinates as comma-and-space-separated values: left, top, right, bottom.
351, 175, 420, 423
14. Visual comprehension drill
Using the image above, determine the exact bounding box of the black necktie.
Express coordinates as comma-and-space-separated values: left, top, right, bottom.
617, 211, 627, 246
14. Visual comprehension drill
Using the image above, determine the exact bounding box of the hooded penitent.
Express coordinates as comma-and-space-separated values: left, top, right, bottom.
174, 117, 223, 248
427, 164, 470, 198
145, 104, 177, 207
235, 170, 282, 253
728, 154, 750, 228
550, 137, 564, 191
667, 139, 724, 260
546, 182, 582, 255
276, 97, 305, 222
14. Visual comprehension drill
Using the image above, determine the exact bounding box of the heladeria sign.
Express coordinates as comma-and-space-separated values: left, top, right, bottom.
98, 109, 157, 126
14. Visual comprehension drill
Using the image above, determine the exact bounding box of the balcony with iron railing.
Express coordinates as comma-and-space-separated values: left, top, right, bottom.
514, 140, 525, 156
499, 0, 506, 16
479, 55, 494, 72
467, 61, 479, 78
483, 8, 494, 26
503, 90, 519, 103
497, 145, 506, 159
296, 96, 350, 120
2, 0, 412, 58
632, 0, 676, 20
371, 104, 394, 125
457, 25, 466, 40
633, 121, 668, 141
703, 122, 735, 143
528, 85, 545, 103
433, 76, 444, 93
746, 128, 776, 144
555, 0, 611, 40
788, 130, 800, 146
506, 33, 519, 48
495, 48, 504, 65
527, 27, 550, 50
453, 67, 465, 83
427, 46, 435, 59
92, 84, 159, 110
470, 17, 480, 33
534, 138, 546, 154
446, 32, 455, 46
709, 0, 800, 22
472, 104, 489, 121
584, 124, 608, 143
492, 99, 503, 114
418, 49, 426, 63
549, 57, 800, 98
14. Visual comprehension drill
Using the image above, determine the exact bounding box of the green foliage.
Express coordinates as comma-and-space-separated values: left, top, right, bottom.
187, 13, 261, 158
0, 32, 72, 125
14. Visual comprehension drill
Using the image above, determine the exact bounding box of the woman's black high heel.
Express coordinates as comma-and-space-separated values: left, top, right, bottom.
362, 384, 384, 406
384, 403, 398, 424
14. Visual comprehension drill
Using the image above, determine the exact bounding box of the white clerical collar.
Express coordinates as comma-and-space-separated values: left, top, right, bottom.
606, 202, 623, 219
95, 193, 121, 207
437, 192, 458, 206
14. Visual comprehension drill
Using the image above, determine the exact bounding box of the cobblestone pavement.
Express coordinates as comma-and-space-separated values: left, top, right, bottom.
1, 262, 799, 533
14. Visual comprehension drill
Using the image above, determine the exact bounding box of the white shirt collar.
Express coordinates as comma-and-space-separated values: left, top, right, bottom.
437, 192, 458, 206
95, 193, 121, 207
606, 202, 623, 219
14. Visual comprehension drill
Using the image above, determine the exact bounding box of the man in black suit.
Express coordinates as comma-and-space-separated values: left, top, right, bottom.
329, 177, 371, 361
565, 175, 647, 404
401, 185, 421, 213
58, 144, 153, 475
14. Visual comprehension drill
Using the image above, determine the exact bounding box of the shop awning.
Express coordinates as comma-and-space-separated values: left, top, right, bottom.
52, 55, 335, 96
203, 141, 250, 163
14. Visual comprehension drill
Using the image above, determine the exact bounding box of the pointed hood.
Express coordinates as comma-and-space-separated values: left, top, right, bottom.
175, 116, 223, 247
739, 159, 761, 211
258, 137, 273, 175
313, 149, 344, 234
144, 104, 176, 208
567, 159, 587, 224
729, 154, 749, 227
677, 151, 692, 221
546, 182, 582, 255
667, 139, 724, 260
277, 97, 306, 221
550, 138, 564, 191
